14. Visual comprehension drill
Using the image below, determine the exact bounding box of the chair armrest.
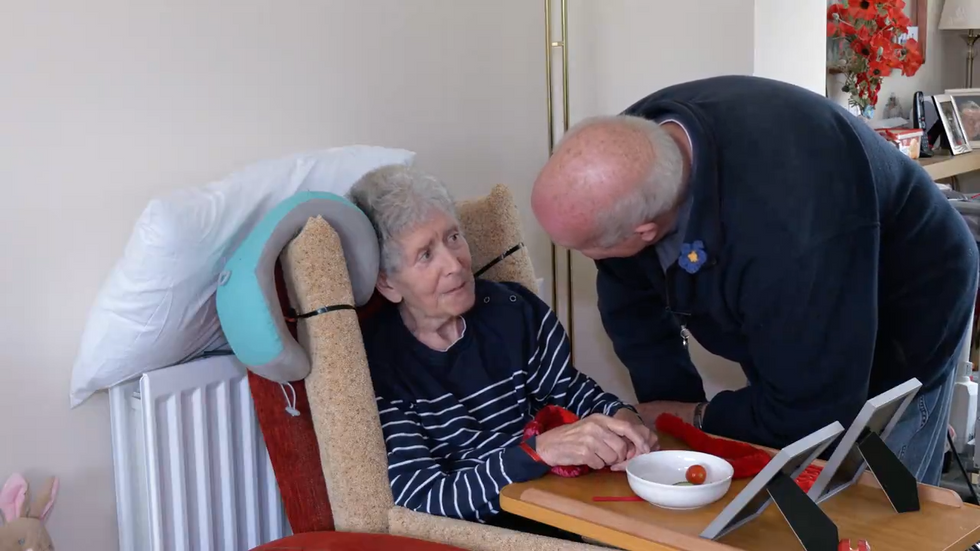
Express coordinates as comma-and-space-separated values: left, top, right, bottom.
387, 507, 607, 551
251, 531, 467, 551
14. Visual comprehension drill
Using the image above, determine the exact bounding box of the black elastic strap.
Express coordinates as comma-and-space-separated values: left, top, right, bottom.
474, 243, 524, 278
285, 303, 355, 322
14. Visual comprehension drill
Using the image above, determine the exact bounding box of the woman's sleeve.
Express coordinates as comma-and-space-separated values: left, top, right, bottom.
377, 395, 550, 522
503, 282, 636, 419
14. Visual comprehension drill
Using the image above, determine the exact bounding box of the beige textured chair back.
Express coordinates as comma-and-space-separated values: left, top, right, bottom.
457, 184, 537, 291
280, 216, 393, 534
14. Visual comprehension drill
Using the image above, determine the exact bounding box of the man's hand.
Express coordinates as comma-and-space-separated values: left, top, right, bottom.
610, 408, 660, 471
635, 401, 700, 427
535, 413, 653, 470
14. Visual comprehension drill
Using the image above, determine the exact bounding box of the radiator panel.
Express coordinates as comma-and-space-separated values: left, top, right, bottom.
110, 355, 288, 551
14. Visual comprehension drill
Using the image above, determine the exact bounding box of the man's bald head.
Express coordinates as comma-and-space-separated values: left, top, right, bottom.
531, 115, 686, 257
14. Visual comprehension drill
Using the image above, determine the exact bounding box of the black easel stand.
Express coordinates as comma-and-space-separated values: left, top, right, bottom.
928, 120, 950, 153
857, 429, 920, 512
767, 472, 840, 551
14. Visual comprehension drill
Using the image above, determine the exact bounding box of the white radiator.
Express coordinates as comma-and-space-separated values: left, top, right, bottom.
109, 355, 290, 551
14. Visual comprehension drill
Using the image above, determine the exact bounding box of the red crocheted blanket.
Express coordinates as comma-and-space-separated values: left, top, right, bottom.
522, 405, 596, 477
523, 407, 822, 491
654, 413, 822, 491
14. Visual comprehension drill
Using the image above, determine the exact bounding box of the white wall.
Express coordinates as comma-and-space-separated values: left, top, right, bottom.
0, 2, 548, 549
755, 0, 827, 94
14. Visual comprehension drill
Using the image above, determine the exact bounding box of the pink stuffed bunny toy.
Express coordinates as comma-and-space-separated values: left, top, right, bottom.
0, 474, 57, 551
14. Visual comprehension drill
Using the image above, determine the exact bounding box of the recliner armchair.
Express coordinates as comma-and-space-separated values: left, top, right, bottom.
249, 184, 605, 550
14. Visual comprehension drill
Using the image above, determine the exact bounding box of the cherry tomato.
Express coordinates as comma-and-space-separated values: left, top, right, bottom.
686, 464, 707, 485
838, 540, 870, 551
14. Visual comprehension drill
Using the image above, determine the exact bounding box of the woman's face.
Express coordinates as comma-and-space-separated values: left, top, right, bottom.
378, 209, 475, 320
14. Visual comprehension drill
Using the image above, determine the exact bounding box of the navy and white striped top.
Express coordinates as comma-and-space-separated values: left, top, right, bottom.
363, 279, 632, 522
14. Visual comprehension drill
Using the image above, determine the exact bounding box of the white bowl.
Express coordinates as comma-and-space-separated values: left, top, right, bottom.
626, 450, 734, 510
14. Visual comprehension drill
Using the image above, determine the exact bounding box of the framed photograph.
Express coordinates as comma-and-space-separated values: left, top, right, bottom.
933, 94, 973, 155
806, 378, 921, 507
947, 89, 980, 147
700, 421, 844, 542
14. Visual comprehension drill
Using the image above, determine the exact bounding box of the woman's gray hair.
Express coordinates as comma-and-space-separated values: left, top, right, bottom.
582, 115, 685, 248
348, 164, 459, 273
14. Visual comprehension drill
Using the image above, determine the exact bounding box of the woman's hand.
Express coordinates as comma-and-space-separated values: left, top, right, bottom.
535, 413, 653, 470
610, 408, 660, 471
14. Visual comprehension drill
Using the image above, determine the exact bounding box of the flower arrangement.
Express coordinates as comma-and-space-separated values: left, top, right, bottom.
827, 0, 924, 117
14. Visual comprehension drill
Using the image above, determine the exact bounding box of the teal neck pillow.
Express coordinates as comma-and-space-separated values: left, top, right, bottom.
216, 191, 378, 382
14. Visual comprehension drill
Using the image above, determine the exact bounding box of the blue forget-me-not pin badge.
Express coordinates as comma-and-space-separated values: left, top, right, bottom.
678, 240, 707, 274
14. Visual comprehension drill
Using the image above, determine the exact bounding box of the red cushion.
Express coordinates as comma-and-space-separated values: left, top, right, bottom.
247, 262, 390, 534
248, 372, 334, 533
245, 262, 335, 532
251, 532, 467, 551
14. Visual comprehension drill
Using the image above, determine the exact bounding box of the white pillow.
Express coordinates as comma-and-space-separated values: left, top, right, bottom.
70, 146, 414, 408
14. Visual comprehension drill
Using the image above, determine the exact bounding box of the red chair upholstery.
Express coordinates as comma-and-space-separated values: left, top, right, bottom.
252, 532, 466, 551
247, 262, 404, 550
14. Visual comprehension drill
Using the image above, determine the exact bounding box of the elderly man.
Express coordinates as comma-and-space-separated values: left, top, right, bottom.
349, 165, 655, 538
531, 75, 978, 485
960, 100, 980, 142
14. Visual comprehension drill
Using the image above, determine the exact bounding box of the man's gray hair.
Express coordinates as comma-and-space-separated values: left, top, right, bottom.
572, 115, 685, 248
348, 164, 459, 273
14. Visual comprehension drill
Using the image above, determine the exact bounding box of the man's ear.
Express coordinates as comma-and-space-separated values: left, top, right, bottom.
375, 272, 403, 304
635, 222, 659, 243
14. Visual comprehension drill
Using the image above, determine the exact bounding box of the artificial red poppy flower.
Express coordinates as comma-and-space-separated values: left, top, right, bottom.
889, 40, 911, 68
890, 9, 911, 32
869, 57, 892, 77
827, 0, 918, 112
828, 2, 846, 21
882, 0, 910, 31
871, 31, 896, 57
828, 3, 857, 37
902, 38, 924, 76
847, 0, 880, 20
886, 50, 905, 69
851, 36, 873, 58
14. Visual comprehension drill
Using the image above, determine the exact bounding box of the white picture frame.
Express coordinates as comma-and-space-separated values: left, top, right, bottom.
806, 378, 921, 506
933, 94, 973, 155
946, 88, 980, 148
700, 421, 845, 541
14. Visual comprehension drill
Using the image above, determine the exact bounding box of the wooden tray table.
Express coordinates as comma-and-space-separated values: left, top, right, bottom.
500, 436, 980, 550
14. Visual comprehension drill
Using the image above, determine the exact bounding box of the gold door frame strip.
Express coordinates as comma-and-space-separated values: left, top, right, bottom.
544, 0, 574, 363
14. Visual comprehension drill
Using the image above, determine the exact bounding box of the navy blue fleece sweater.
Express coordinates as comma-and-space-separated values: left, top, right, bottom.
364, 280, 632, 522
597, 75, 978, 449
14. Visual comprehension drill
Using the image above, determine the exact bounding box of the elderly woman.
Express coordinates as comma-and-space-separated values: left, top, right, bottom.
349, 165, 655, 535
